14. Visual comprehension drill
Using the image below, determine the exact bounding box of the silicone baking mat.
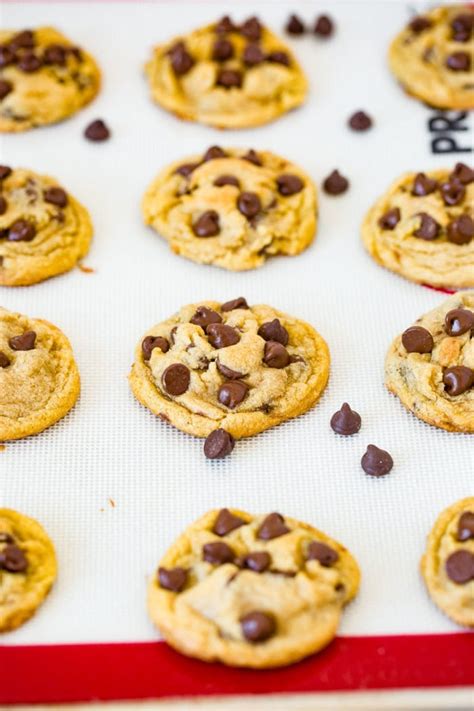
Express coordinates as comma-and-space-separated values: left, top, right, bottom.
0, 0, 473, 704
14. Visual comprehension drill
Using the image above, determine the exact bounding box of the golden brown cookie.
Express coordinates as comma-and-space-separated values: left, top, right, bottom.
0, 27, 100, 132
421, 498, 474, 627
0, 308, 80, 440
385, 292, 474, 433
148, 508, 360, 668
0, 509, 57, 633
142, 146, 317, 271
144, 15, 307, 129
389, 5, 474, 110
129, 299, 330, 441
361, 165, 474, 289
0, 166, 93, 286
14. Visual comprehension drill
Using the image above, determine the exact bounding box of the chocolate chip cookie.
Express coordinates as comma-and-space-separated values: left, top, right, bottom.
385, 292, 474, 433
0, 308, 80, 440
389, 5, 474, 109
148, 508, 360, 668
361, 165, 474, 288
129, 299, 330, 440
144, 16, 307, 128
142, 147, 317, 271
421, 498, 474, 627
0, 27, 100, 132
0, 508, 57, 632
0, 166, 93, 286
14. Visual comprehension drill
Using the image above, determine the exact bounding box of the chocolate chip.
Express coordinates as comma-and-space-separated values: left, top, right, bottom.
450, 163, 474, 185
451, 14, 473, 43
413, 213, 440, 240
237, 191, 261, 218
142, 335, 169, 360
0, 352, 11, 368
212, 38, 234, 61
258, 319, 289, 346
242, 44, 265, 66
168, 41, 194, 75
9, 331, 36, 351
323, 170, 349, 195
43, 43, 67, 65
215, 16, 236, 34
401, 326, 434, 353
203, 541, 234, 565
0, 166, 12, 180
0, 80, 13, 101
0, 545, 27, 573
0, 196, 7, 215
361, 445, 393, 477
175, 162, 200, 177
412, 172, 438, 196
446, 52, 471, 72
203, 146, 227, 162
445, 550, 474, 584
84, 119, 110, 142
204, 429, 235, 459
307, 541, 339, 566
190, 306, 222, 330
0, 532, 13, 543
44, 187, 68, 208
286, 14, 305, 35
348, 111, 372, 131
267, 51, 290, 66
378, 207, 401, 230
158, 566, 187, 592
443, 366, 474, 396
214, 174, 240, 188
314, 15, 334, 37
257, 513, 289, 540
213, 509, 246, 536
440, 180, 465, 206
445, 308, 474, 336
330, 403, 361, 435
193, 210, 220, 237
207, 323, 240, 349
447, 215, 474, 245
161, 363, 190, 396
263, 341, 290, 368
7, 219, 36, 242
218, 381, 248, 408
242, 149, 262, 166
222, 297, 249, 312
458, 512, 474, 541
10, 30, 35, 50
216, 359, 243, 379
17, 52, 42, 72
243, 552, 271, 572
276, 174, 304, 196
240, 611, 275, 642
240, 17, 262, 42
409, 16, 432, 33
216, 69, 242, 88
0, 46, 16, 68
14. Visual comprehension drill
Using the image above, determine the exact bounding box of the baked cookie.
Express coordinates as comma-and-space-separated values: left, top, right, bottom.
144, 15, 307, 129
385, 292, 474, 433
361, 164, 474, 289
142, 147, 317, 271
0, 508, 57, 632
148, 508, 360, 668
129, 299, 329, 440
421, 498, 474, 627
0, 27, 100, 132
389, 5, 474, 110
0, 308, 80, 440
0, 166, 93, 286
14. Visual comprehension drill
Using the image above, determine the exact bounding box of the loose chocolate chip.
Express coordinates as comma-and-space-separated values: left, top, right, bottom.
447, 215, 474, 245
0, 80, 13, 101
445, 550, 474, 584
243, 552, 271, 572
445, 308, 474, 336
43, 43, 67, 65
175, 162, 200, 177
263, 341, 290, 368
215, 16, 236, 34
203, 145, 227, 162
446, 52, 471, 72
213, 508, 246, 536
17, 52, 42, 72
168, 41, 194, 75
237, 191, 261, 218
378, 207, 401, 230
409, 16, 432, 33
348, 111, 372, 131
413, 213, 440, 240
267, 51, 290, 66
84, 119, 110, 142
212, 38, 234, 62
258, 319, 289, 346
307, 541, 339, 566
216, 359, 243, 379
8, 219, 36, 242
257, 513, 289, 540
214, 174, 240, 188
240, 16, 262, 42
222, 297, 249, 312
161, 363, 190, 396
142, 335, 169, 360
0, 545, 27, 573
361, 445, 393, 477
190, 306, 222, 330
0, 46, 15, 68
330, 403, 362, 435
443, 366, 474, 396
412, 172, 438, 196
0, 166, 12, 180
216, 69, 242, 88
276, 174, 304, 196
0, 532, 13, 543
218, 380, 248, 408
440, 180, 465, 206
451, 163, 474, 185
10, 30, 35, 50
207, 323, 240, 349
242, 149, 262, 166
0, 196, 7, 215
242, 44, 265, 66
323, 170, 349, 195
9, 331, 36, 351
401, 326, 434, 354
0, 351, 11, 368
286, 14, 305, 35
203, 541, 235, 564
193, 210, 220, 237
458, 512, 474, 541
240, 611, 276, 642
158, 566, 187, 592
204, 429, 235, 459
314, 15, 334, 37
44, 187, 68, 208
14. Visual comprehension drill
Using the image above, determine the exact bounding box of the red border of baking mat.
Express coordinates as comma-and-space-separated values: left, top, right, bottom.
1, 633, 473, 704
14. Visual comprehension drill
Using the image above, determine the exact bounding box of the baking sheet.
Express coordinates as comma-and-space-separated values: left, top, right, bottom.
0, 0, 472, 648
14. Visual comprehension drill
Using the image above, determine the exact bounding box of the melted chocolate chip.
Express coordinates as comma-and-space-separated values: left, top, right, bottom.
161, 363, 190, 396
409, 16, 432, 33
10, 30, 35, 50
451, 14, 473, 43
348, 111, 373, 131
9, 331, 36, 351
0, 352, 11, 368
0, 545, 27, 573
218, 380, 248, 408
412, 172, 438, 196
330, 403, 362, 435
240, 17, 262, 42
446, 52, 471, 72
214, 174, 240, 188
158, 566, 187, 592
361, 445, 393, 477
237, 192, 261, 218
286, 15, 305, 35
414, 213, 440, 240
0, 196, 7, 215
216, 69, 242, 88
204, 429, 235, 459
142, 335, 169, 360
440, 180, 465, 206
0, 46, 15, 68
212, 38, 234, 62
216, 359, 243, 379
193, 210, 220, 237
378, 207, 401, 230
323, 170, 349, 195
307, 541, 339, 566
43, 43, 67, 65
447, 215, 474, 245
242, 150, 262, 166
445, 550, 474, 584
450, 163, 474, 185
457, 512, 474, 541
215, 16, 237, 34
168, 41, 194, 75
203, 541, 234, 564
314, 15, 334, 37
213, 509, 246, 536
0, 166, 12, 180
277, 174, 304, 196
263, 341, 290, 368
84, 119, 110, 142
175, 162, 200, 177
401, 326, 434, 354
203, 146, 227, 162
258, 319, 289, 346
257, 513, 289, 540
0, 79, 13, 100
266, 51, 290, 66
240, 611, 276, 642
242, 44, 265, 66
207, 323, 240, 349
44, 187, 68, 208
443, 366, 474, 396
7, 219, 36, 242
17, 52, 42, 72
222, 297, 249, 312
445, 308, 474, 336
190, 306, 222, 330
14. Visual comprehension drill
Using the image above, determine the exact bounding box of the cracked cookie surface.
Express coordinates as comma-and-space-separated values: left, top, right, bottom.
148, 508, 360, 668
144, 16, 307, 128
421, 498, 474, 627
0, 308, 80, 440
142, 147, 317, 271
0, 27, 100, 132
0, 508, 57, 633
385, 292, 474, 433
361, 165, 474, 288
0, 167, 93, 286
129, 299, 330, 439
389, 5, 474, 109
